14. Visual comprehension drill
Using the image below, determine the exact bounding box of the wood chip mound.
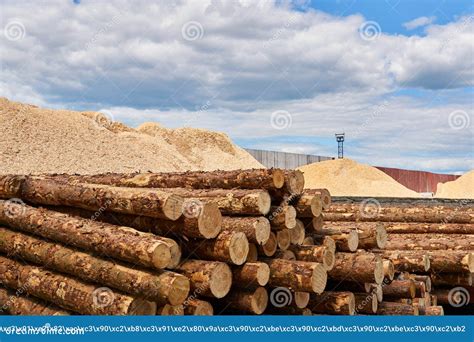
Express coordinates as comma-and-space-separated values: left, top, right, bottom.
435, 170, 474, 199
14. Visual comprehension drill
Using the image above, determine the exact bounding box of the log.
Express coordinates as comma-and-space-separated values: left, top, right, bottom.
412, 281, 426, 298
258, 232, 277, 257
0, 227, 189, 305
312, 230, 358, 252
368, 284, 383, 303
354, 293, 378, 314
48, 169, 288, 191
323, 222, 387, 249
295, 195, 322, 218
0, 287, 70, 315
273, 250, 296, 260
312, 215, 324, 230
183, 231, 248, 265
289, 219, 305, 245
383, 259, 395, 281
0, 255, 156, 315
268, 205, 296, 229
425, 306, 444, 316
324, 203, 474, 224
176, 260, 232, 299
219, 287, 268, 315
424, 251, 474, 273
382, 280, 416, 299
433, 288, 474, 305
221, 217, 270, 245
52, 204, 222, 239
264, 259, 327, 293
232, 262, 270, 287
157, 305, 184, 315
303, 189, 331, 211
302, 236, 314, 245
384, 222, 474, 234
0, 202, 176, 269
20, 177, 184, 220
246, 243, 258, 262
293, 292, 310, 309
288, 245, 335, 271
183, 299, 214, 316
0, 175, 25, 198
376, 302, 419, 315
309, 291, 355, 315
276, 229, 291, 250
161, 188, 272, 216
430, 273, 473, 287
375, 251, 430, 273
328, 252, 384, 285
385, 234, 474, 251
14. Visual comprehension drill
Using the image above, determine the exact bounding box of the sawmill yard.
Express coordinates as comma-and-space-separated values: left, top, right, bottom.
0, 99, 472, 316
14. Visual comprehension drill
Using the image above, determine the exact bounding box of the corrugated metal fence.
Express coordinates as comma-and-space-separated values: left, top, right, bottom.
244, 149, 333, 169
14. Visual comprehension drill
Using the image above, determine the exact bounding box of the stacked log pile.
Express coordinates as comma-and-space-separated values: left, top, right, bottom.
0, 173, 470, 315
325, 197, 474, 315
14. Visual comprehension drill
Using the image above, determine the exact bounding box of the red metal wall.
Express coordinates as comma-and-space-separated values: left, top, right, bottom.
375, 166, 459, 193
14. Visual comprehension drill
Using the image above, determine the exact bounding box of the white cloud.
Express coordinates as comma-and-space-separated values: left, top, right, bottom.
403, 16, 436, 30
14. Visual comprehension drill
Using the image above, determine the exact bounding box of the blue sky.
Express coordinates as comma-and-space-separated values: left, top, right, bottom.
1, 0, 473, 173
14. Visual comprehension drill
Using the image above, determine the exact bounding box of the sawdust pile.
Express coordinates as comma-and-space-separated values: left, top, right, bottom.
298, 158, 420, 197
0, 98, 263, 175
435, 170, 474, 199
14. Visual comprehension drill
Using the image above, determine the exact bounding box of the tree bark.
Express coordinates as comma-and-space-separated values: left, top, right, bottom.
384, 222, 474, 234
20, 177, 184, 220
176, 260, 232, 299
328, 252, 384, 285
157, 305, 184, 315
221, 217, 270, 245
309, 291, 355, 315
382, 280, 416, 299
0, 255, 156, 315
182, 231, 248, 265
0, 227, 189, 305
0, 175, 25, 198
263, 259, 327, 294
0, 202, 177, 270
232, 262, 270, 287
430, 273, 472, 287
376, 302, 419, 315
0, 287, 71, 315
385, 234, 474, 251
247, 243, 258, 262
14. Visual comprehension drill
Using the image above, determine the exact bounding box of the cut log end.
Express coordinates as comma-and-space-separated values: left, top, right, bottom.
290, 220, 305, 245
152, 244, 173, 269
229, 232, 249, 265
423, 255, 431, 272
128, 299, 158, 315
374, 257, 384, 285
255, 217, 271, 245
157, 304, 184, 315
163, 194, 184, 221
323, 248, 335, 271
294, 292, 310, 309
258, 192, 272, 215
376, 224, 388, 249
261, 232, 277, 257
256, 263, 271, 286
188, 300, 214, 316
247, 243, 258, 262
198, 202, 223, 239
276, 229, 291, 250
383, 260, 395, 281
425, 306, 444, 316
311, 263, 328, 294
251, 287, 269, 315
310, 196, 323, 217
272, 169, 286, 189
168, 275, 191, 306
166, 240, 182, 269
347, 230, 359, 252
464, 252, 474, 273
210, 263, 233, 298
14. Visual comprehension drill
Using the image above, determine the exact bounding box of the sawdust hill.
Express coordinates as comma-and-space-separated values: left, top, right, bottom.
0, 98, 263, 175
298, 158, 421, 198
435, 170, 474, 199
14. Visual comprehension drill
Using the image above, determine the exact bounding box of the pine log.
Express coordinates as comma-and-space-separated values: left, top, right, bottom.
295, 195, 322, 218
325, 203, 474, 224
375, 250, 431, 273
302, 236, 314, 245
0, 202, 176, 269
0, 175, 25, 198
0, 255, 156, 315
257, 232, 277, 257
376, 302, 419, 315
354, 293, 378, 314
311, 230, 358, 252
328, 252, 384, 285
219, 287, 268, 315
289, 219, 306, 245
247, 243, 258, 262
183, 231, 248, 265
303, 189, 332, 211
410, 275, 431, 293
0, 287, 70, 315
183, 299, 214, 315
0, 227, 189, 305
425, 306, 444, 316
232, 262, 270, 287
268, 205, 296, 229
383, 259, 395, 282
309, 291, 355, 315
425, 251, 474, 273
312, 215, 324, 230
276, 229, 291, 250
368, 284, 384, 303
263, 259, 327, 293
176, 260, 232, 299
157, 305, 184, 315
293, 292, 310, 309
323, 222, 387, 249
21, 177, 184, 220
273, 250, 296, 260
385, 234, 474, 251
288, 245, 335, 271
221, 217, 270, 245
385, 222, 474, 234
382, 280, 416, 299
430, 273, 473, 287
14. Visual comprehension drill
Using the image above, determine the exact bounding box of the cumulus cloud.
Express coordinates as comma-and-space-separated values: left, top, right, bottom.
403, 16, 436, 30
